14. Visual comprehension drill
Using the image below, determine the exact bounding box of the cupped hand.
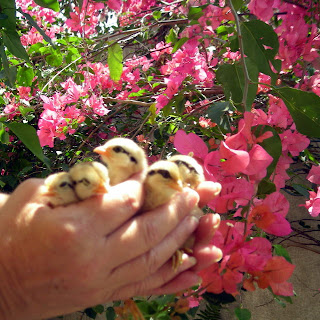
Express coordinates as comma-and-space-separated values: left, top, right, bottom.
0, 174, 221, 320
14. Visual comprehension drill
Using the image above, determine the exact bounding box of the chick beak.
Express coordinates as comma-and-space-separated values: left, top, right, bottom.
94, 183, 108, 194
42, 189, 57, 197
168, 179, 183, 192
94, 146, 110, 157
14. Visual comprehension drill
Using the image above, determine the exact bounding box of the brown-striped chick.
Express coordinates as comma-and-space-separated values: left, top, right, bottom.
42, 172, 79, 208
69, 161, 109, 200
169, 154, 205, 269
94, 137, 147, 186
142, 160, 183, 212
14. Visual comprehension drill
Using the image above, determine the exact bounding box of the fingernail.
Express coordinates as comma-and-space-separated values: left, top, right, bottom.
212, 183, 222, 196
185, 189, 199, 208
213, 247, 223, 263
182, 253, 197, 267
212, 213, 221, 230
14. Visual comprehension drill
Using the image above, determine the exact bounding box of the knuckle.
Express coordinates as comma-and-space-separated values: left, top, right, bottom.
141, 218, 159, 247
16, 178, 43, 196
121, 192, 140, 213
143, 249, 160, 274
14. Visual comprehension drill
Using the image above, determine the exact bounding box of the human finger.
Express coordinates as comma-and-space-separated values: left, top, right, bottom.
103, 189, 199, 268
191, 244, 223, 272
71, 172, 145, 234
108, 214, 199, 286
197, 181, 221, 208
194, 213, 220, 244
110, 264, 201, 301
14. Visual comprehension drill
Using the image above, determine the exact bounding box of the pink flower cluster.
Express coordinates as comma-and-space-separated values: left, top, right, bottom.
65, 0, 106, 37
199, 220, 295, 296
300, 165, 320, 217
155, 38, 215, 111
37, 75, 110, 147
248, 0, 319, 70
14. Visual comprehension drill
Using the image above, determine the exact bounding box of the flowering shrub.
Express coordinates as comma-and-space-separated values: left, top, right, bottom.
0, 0, 319, 319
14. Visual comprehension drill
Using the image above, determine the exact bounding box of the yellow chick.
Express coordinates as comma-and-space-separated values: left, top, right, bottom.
42, 172, 79, 208
94, 137, 147, 186
69, 161, 109, 200
169, 154, 206, 269
142, 160, 183, 211
168, 154, 205, 189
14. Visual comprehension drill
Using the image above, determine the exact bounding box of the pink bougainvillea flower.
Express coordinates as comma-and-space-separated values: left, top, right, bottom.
248, 204, 276, 230
307, 165, 320, 184
219, 141, 250, 174
300, 188, 320, 217
174, 130, 208, 160
253, 256, 295, 296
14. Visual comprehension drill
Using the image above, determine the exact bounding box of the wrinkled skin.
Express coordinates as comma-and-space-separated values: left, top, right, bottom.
0, 173, 222, 320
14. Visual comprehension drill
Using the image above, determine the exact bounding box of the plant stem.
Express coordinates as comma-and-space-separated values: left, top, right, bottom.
227, 0, 250, 110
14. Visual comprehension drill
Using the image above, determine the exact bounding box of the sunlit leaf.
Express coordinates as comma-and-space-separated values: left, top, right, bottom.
34, 0, 59, 12
17, 66, 34, 86
108, 43, 123, 81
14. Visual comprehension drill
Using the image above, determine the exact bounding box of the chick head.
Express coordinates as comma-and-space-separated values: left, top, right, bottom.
142, 160, 183, 211
69, 161, 109, 200
168, 154, 204, 189
42, 172, 78, 207
94, 137, 147, 185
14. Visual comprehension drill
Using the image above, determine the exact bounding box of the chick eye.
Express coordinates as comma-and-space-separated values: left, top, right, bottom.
130, 156, 137, 163
59, 181, 68, 188
113, 146, 123, 153
159, 169, 171, 179
79, 178, 90, 186
148, 170, 156, 176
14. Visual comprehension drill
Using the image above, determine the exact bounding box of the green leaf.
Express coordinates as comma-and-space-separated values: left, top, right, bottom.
105, 307, 116, 320
216, 59, 258, 110
241, 20, 280, 83
5, 122, 50, 168
0, 123, 9, 144
33, 0, 59, 12
107, 43, 123, 81
253, 125, 282, 179
16, 66, 34, 86
172, 37, 189, 54
153, 10, 161, 20
231, 0, 243, 11
273, 244, 292, 263
2, 30, 30, 61
257, 178, 276, 196
188, 7, 204, 20
0, 0, 16, 30
92, 304, 104, 314
148, 103, 156, 124
0, 44, 16, 86
46, 52, 63, 67
273, 87, 320, 137
292, 183, 310, 197
165, 28, 177, 44
235, 308, 251, 320
84, 307, 97, 319
206, 101, 235, 132
17, 8, 55, 47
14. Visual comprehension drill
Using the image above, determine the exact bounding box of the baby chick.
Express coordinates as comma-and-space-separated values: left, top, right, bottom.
168, 154, 205, 189
142, 160, 183, 212
169, 154, 205, 269
69, 161, 109, 200
42, 172, 79, 208
94, 137, 147, 186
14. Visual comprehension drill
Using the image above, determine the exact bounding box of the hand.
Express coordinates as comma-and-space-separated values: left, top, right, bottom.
0, 174, 221, 320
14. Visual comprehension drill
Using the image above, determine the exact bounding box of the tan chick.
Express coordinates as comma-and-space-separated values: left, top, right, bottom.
142, 160, 183, 211
69, 161, 109, 200
94, 137, 147, 186
42, 172, 79, 208
169, 154, 206, 269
